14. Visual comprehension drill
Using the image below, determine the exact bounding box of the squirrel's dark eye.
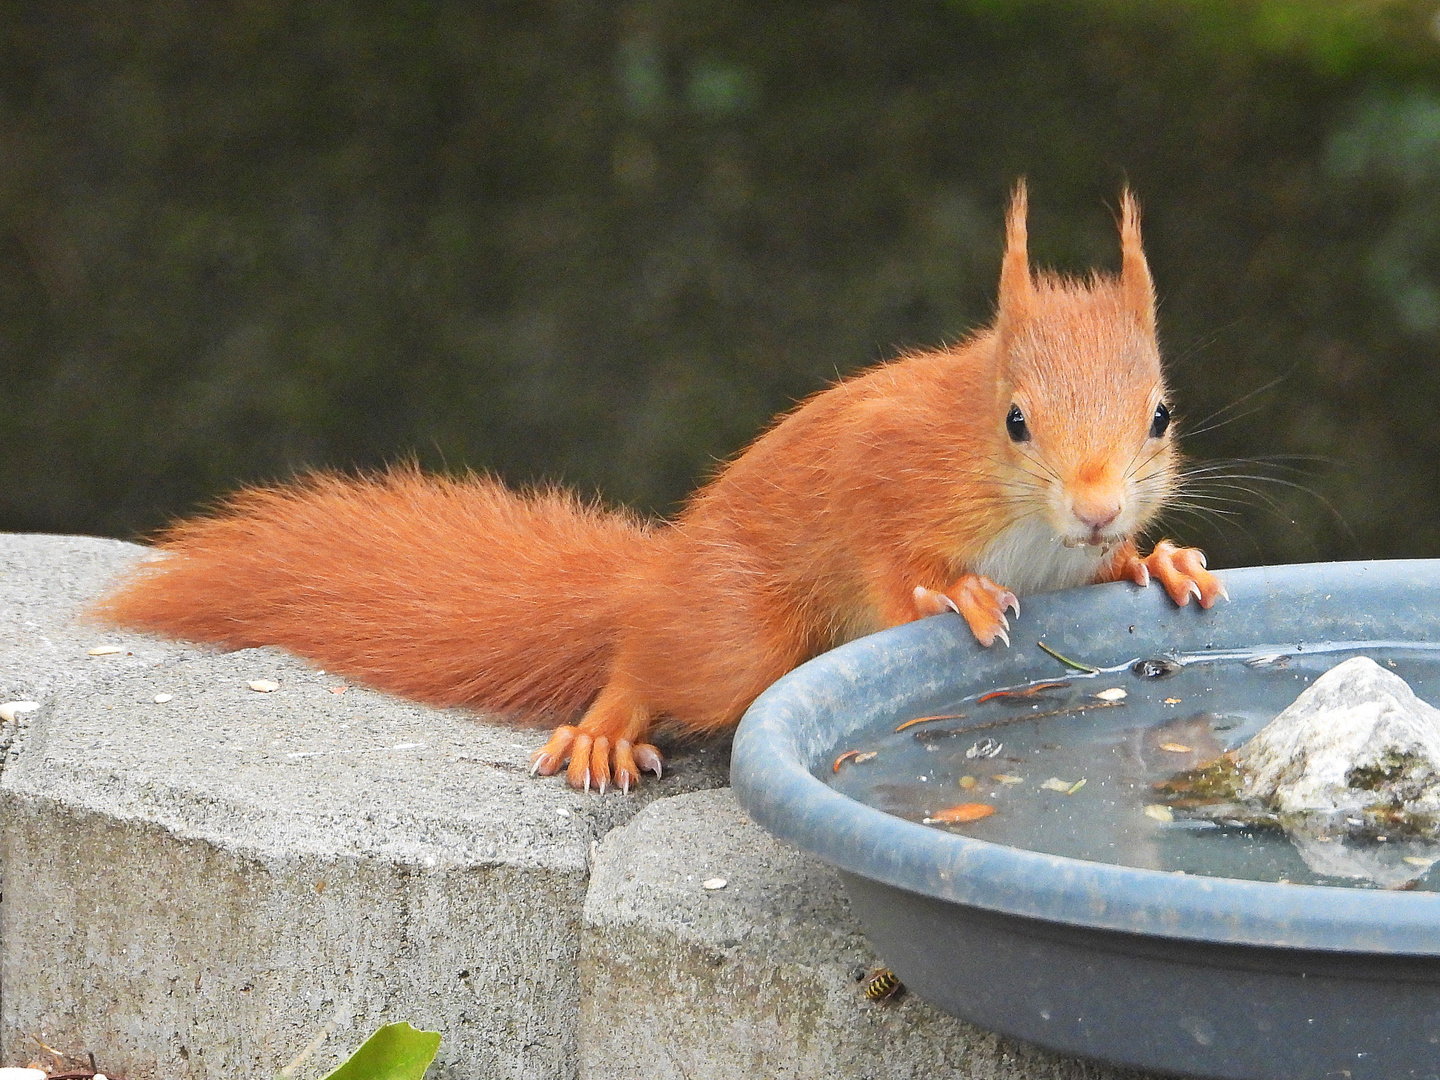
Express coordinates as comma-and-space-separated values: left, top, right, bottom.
1005, 403, 1030, 443
1150, 402, 1171, 439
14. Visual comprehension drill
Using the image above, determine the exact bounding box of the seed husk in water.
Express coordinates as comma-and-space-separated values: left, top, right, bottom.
925, 802, 996, 824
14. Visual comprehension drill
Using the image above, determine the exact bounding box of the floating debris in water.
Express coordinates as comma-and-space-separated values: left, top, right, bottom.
1244, 654, 1291, 668
1143, 804, 1175, 822
912, 727, 967, 744
992, 774, 1024, 785
1037, 641, 1099, 674
958, 775, 977, 789
925, 802, 996, 824
1095, 688, 1128, 702
894, 713, 965, 733
966, 738, 1003, 759
833, 749, 878, 773
1159, 742, 1193, 753
1132, 658, 1181, 679
1040, 777, 1087, 794
976, 680, 1070, 704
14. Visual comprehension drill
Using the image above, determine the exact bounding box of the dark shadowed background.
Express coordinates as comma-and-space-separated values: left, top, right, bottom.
3, 0, 1440, 570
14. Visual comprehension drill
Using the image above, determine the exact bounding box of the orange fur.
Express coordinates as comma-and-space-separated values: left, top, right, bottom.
94, 183, 1225, 791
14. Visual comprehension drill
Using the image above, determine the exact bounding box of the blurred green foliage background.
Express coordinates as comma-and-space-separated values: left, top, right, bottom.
3, 0, 1440, 569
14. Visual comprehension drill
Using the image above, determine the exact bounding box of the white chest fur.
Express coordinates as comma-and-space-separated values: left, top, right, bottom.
968, 517, 1111, 597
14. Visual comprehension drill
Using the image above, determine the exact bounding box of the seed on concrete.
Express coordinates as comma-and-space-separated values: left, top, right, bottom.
88, 645, 124, 656
247, 679, 280, 693
153, 693, 173, 704
0, 701, 39, 723
702, 877, 727, 890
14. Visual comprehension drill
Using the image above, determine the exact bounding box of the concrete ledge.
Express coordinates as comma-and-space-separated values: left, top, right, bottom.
1, 534, 1166, 1079
0, 534, 729, 1078
580, 789, 1161, 1080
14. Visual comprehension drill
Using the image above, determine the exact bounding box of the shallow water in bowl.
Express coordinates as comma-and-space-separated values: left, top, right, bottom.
826, 643, 1440, 889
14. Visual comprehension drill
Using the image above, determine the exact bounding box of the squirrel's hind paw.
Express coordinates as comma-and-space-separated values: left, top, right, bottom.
529, 725, 663, 794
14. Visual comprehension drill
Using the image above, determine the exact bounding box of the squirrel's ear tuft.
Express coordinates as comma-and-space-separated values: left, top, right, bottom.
997, 179, 1033, 333
1120, 187, 1156, 336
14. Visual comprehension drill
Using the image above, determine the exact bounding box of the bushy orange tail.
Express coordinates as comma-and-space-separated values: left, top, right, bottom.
93, 466, 654, 721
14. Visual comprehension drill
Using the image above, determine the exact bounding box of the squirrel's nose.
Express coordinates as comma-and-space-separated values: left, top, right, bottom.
1071, 493, 1122, 532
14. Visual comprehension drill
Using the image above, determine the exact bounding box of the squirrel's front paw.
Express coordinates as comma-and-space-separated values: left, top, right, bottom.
1122, 540, 1228, 608
529, 725, 663, 795
914, 574, 1019, 647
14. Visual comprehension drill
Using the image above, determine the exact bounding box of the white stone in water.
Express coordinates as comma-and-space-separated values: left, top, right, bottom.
1235, 656, 1440, 822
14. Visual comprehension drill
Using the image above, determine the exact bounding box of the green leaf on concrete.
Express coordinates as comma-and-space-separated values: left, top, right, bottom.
318, 1022, 441, 1080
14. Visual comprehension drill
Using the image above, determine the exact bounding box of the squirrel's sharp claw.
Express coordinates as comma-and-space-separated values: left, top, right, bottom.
1186, 580, 1202, 604
530, 756, 544, 776
995, 627, 1011, 648
633, 744, 663, 777
1007, 595, 1020, 618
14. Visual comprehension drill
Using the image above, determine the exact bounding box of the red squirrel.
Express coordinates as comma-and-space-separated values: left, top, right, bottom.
95, 183, 1225, 794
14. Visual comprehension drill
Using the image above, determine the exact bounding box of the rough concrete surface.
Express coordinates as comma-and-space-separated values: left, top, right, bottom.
2, 534, 1172, 1080
0, 534, 729, 1079
580, 788, 1162, 1080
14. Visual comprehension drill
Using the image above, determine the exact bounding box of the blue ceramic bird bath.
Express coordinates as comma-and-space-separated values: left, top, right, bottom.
732, 560, 1440, 1080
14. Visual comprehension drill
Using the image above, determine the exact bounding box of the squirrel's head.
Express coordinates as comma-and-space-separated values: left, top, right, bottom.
990, 181, 1177, 550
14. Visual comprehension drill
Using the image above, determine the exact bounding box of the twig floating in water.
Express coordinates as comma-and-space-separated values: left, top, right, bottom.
910, 698, 1124, 739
